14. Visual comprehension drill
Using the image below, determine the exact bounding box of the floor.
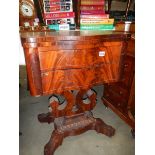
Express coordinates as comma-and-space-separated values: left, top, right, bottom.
19, 66, 135, 155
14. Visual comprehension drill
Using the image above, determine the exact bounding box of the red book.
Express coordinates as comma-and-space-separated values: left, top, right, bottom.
48, 2, 60, 5
47, 0, 72, 1
81, 0, 104, 1
80, 5, 104, 11
81, 10, 105, 15
44, 12, 75, 19
44, 0, 72, 3
80, 14, 109, 19
44, 5, 61, 12
81, 0, 104, 2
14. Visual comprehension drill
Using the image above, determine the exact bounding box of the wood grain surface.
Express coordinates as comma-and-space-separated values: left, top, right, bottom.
21, 31, 130, 96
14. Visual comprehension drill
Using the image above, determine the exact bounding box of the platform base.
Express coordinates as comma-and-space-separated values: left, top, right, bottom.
39, 112, 115, 155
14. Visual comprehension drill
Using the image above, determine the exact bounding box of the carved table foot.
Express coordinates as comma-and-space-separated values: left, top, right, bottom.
44, 130, 64, 155
38, 112, 54, 124
94, 118, 115, 137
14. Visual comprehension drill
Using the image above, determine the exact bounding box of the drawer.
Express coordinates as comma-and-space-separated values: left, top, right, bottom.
39, 49, 95, 70
38, 48, 112, 70
41, 68, 95, 94
40, 63, 122, 95
38, 41, 123, 71
104, 88, 127, 110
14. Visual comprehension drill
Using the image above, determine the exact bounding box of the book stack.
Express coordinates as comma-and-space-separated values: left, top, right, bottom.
42, 0, 76, 30
80, 0, 115, 30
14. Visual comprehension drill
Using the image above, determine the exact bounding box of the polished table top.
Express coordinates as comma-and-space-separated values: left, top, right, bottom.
20, 30, 131, 41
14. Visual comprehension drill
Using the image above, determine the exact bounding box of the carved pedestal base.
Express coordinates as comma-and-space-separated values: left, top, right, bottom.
38, 89, 115, 155
39, 112, 115, 155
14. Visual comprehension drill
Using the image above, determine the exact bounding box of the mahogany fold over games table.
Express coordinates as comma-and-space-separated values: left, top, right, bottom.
20, 30, 130, 155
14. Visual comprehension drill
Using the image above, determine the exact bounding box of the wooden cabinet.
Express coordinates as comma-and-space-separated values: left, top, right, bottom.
102, 37, 135, 130
21, 31, 130, 96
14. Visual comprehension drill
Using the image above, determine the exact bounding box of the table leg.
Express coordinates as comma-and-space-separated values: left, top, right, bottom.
38, 112, 54, 124
44, 130, 64, 155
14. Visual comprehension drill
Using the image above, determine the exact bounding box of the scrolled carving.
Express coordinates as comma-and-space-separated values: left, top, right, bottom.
48, 89, 97, 118
49, 91, 75, 117
76, 89, 97, 112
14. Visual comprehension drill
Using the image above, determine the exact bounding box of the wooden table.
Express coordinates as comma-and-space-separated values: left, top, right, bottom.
21, 30, 130, 155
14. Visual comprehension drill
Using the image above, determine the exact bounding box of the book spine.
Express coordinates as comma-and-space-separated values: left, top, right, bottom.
43, 0, 72, 2
43, 0, 60, 2
80, 24, 114, 30
80, 14, 109, 19
44, 5, 60, 12
44, 12, 75, 19
80, 27, 115, 30
81, 10, 105, 15
48, 24, 76, 30
81, 1, 105, 5
80, 5, 104, 11
44, 1, 72, 6
80, 18, 114, 25
45, 18, 75, 25
50, 1, 72, 5
44, 5, 73, 13
80, 0, 105, 1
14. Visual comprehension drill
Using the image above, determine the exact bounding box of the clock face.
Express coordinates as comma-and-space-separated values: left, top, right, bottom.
21, 3, 33, 17
19, 0, 35, 18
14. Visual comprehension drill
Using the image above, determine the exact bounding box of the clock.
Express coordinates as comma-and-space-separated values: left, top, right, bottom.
19, 0, 37, 26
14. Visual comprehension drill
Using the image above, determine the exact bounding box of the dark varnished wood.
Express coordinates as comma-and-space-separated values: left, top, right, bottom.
39, 90, 115, 155
21, 31, 130, 96
102, 35, 135, 131
38, 112, 54, 124
44, 115, 115, 155
24, 47, 42, 96
21, 31, 130, 154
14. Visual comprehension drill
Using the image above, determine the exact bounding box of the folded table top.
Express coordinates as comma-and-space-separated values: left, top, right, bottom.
20, 30, 131, 42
